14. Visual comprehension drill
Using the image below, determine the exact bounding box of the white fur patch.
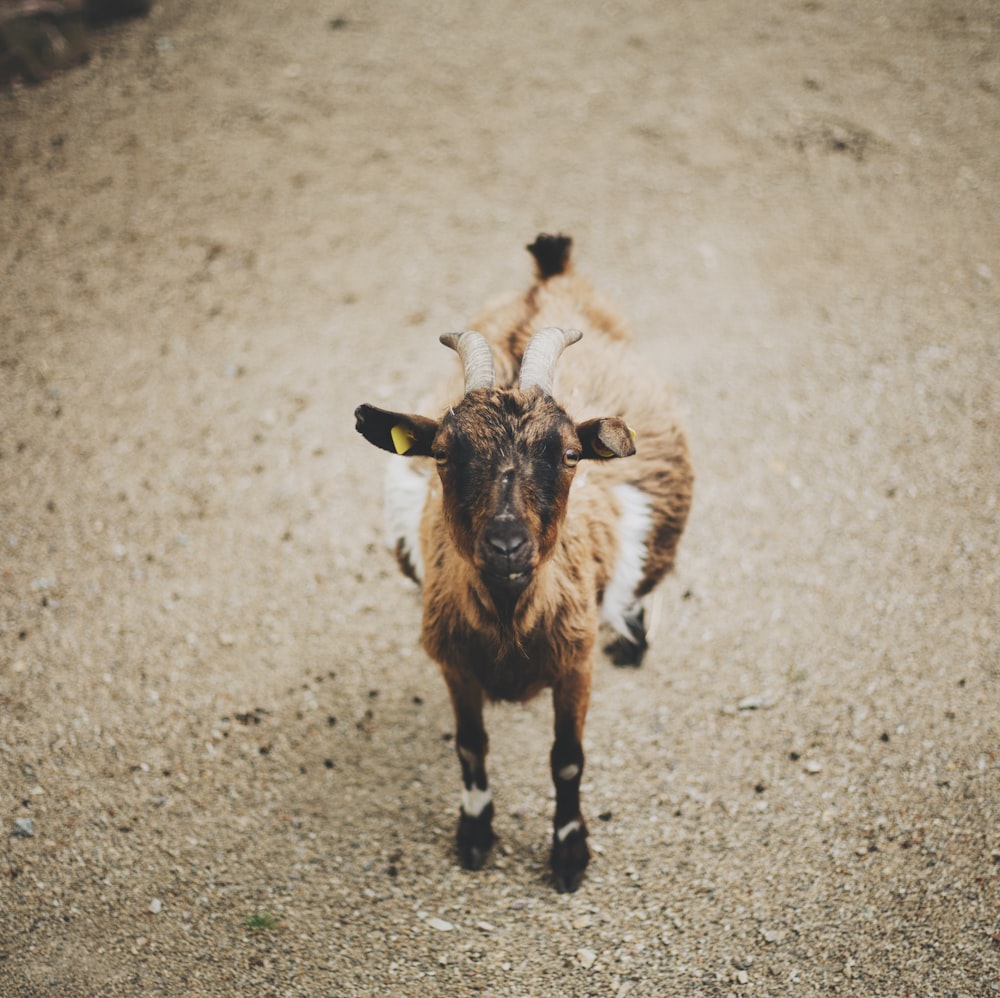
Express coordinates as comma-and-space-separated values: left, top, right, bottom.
557, 764, 580, 781
384, 458, 430, 582
461, 785, 493, 818
556, 819, 582, 842
601, 484, 652, 640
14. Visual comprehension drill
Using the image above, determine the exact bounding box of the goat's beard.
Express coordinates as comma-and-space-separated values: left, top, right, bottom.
482, 569, 532, 619
478, 573, 533, 660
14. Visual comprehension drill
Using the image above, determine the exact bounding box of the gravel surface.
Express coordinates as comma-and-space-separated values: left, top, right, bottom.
1, 1, 998, 995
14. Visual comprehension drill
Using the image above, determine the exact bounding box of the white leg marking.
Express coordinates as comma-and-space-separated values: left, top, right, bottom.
384, 459, 430, 582
601, 483, 652, 641
556, 819, 582, 842
461, 785, 493, 818
557, 763, 580, 781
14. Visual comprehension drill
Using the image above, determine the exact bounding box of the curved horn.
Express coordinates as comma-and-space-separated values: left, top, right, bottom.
518, 327, 582, 395
440, 331, 496, 393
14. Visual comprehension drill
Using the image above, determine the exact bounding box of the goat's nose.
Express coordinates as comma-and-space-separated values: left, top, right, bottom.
485, 522, 529, 557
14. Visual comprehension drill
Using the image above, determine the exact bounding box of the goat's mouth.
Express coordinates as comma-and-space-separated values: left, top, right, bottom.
477, 555, 535, 598
484, 567, 532, 589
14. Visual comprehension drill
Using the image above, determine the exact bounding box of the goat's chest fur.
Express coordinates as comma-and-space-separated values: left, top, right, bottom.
420, 489, 608, 703
438, 617, 588, 703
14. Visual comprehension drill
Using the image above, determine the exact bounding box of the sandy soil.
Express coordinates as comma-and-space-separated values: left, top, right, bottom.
1, 1, 998, 995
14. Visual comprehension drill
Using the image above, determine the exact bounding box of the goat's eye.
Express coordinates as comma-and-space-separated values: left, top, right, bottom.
563, 448, 581, 468
434, 451, 448, 466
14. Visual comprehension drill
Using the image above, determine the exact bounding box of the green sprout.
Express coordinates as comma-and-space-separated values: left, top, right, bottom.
245, 910, 278, 933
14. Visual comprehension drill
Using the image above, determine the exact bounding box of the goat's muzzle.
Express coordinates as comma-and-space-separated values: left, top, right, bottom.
477, 517, 535, 596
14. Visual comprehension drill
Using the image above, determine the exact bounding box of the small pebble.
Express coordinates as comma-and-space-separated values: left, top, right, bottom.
149, 898, 162, 914
426, 917, 454, 932
13, 818, 34, 838
738, 693, 775, 711
576, 948, 597, 969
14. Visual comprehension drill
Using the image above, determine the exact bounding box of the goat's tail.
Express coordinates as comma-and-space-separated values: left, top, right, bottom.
527, 233, 573, 281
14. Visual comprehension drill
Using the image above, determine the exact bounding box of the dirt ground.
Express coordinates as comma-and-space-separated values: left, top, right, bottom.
1, 1, 998, 995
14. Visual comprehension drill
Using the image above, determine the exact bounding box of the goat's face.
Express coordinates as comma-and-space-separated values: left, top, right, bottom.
432, 388, 580, 598
355, 388, 636, 602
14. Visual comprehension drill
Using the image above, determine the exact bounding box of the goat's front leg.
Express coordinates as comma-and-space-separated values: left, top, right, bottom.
550, 667, 592, 893
446, 675, 495, 871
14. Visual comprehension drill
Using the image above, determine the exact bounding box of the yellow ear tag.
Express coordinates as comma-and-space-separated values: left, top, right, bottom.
390, 423, 417, 455
628, 426, 636, 441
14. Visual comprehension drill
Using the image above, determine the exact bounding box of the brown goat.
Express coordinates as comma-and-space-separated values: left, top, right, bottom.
355, 234, 692, 891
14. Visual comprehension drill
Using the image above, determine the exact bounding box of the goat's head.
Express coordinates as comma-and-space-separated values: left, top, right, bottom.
355, 328, 636, 604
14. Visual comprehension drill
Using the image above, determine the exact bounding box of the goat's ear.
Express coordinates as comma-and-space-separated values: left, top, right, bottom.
355, 404, 439, 456
575, 417, 637, 460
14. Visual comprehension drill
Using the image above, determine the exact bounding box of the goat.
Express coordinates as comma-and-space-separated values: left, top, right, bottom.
354, 234, 692, 891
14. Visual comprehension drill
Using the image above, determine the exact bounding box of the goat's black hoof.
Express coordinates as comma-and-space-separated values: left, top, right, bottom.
551, 824, 589, 893
604, 605, 648, 667
604, 634, 647, 667
460, 842, 492, 871
554, 866, 587, 894
457, 811, 495, 871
